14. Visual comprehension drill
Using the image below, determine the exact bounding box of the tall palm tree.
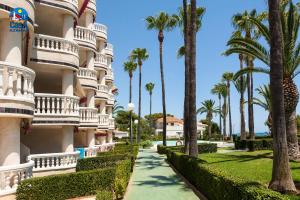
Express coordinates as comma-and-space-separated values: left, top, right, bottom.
211, 84, 223, 135
234, 77, 247, 140
197, 100, 219, 139
225, 2, 300, 159
145, 12, 177, 146
222, 72, 234, 138
268, 0, 296, 193
145, 82, 155, 129
124, 61, 137, 144
130, 48, 149, 144
230, 10, 266, 140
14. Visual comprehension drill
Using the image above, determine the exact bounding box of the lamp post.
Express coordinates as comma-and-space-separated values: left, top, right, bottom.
134, 119, 139, 144
128, 103, 135, 144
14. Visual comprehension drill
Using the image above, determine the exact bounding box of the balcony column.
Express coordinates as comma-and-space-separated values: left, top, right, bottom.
62, 126, 74, 152
85, 12, 94, 29
87, 130, 95, 147
107, 106, 112, 118
0, 20, 22, 65
63, 15, 74, 40
107, 132, 113, 143
0, 118, 21, 165
87, 90, 95, 108
100, 101, 106, 114
87, 51, 94, 70
62, 70, 74, 96
99, 71, 106, 85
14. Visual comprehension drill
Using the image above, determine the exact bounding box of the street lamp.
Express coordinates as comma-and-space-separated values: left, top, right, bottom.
134, 119, 138, 144
128, 103, 135, 144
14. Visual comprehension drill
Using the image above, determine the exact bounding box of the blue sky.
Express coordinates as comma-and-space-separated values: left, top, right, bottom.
96, 0, 300, 133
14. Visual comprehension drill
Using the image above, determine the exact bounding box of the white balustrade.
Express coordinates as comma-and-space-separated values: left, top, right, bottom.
107, 93, 114, 101
0, 161, 34, 196
106, 68, 114, 80
95, 53, 108, 67
34, 93, 79, 116
97, 84, 109, 93
62, 0, 78, 8
93, 23, 107, 35
74, 26, 96, 45
27, 152, 80, 172
109, 118, 115, 129
33, 34, 79, 56
78, 68, 97, 80
0, 61, 35, 103
106, 43, 113, 53
98, 114, 109, 127
84, 143, 115, 158
79, 107, 98, 124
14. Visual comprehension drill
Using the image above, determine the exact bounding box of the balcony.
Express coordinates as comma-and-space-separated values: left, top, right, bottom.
77, 68, 97, 90
109, 118, 115, 130
83, 143, 115, 158
0, 161, 34, 196
74, 26, 96, 51
0, 62, 35, 118
95, 53, 108, 70
87, 0, 96, 15
31, 34, 79, 70
79, 107, 98, 128
27, 152, 79, 172
93, 23, 107, 41
105, 68, 114, 81
96, 84, 109, 100
98, 114, 109, 129
105, 43, 114, 57
32, 93, 80, 126
107, 93, 115, 105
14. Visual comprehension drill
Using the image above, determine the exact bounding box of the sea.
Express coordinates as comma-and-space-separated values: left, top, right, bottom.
234, 132, 269, 137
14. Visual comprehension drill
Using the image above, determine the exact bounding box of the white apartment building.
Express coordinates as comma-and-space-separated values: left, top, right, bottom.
0, 0, 115, 196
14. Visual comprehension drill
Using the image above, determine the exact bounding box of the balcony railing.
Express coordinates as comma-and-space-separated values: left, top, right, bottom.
33, 34, 79, 56
84, 143, 115, 158
79, 107, 98, 125
105, 43, 113, 56
78, 68, 97, 80
95, 53, 108, 68
0, 161, 34, 196
98, 84, 109, 93
93, 23, 107, 40
27, 152, 80, 172
109, 118, 115, 129
98, 114, 109, 128
106, 68, 114, 80
74, 26, 96, 49
34, 93, 79, 117
0, 61, 35, 104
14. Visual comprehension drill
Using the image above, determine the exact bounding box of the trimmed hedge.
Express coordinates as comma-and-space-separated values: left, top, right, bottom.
166, 150, 287, 200
16, 168, 115, 200
114, 159, 132, 198
96, 190, 113, 200
157, 143, 218, 155
234, 139, 273, 151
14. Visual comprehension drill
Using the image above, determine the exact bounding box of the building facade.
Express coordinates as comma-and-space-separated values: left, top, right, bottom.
0, 0, 115, 195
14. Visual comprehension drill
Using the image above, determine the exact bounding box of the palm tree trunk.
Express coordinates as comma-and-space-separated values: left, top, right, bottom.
183, 0, 190, 154
137, 65, 142, 144
268, 0, 296, 193
189, 0, 198, 157
228, 82, 233, 138
129, 77, 133, 144
222, 99, 227, 138
150, 93, 152, 131
239, 55, 246, 141
158, 32, 167, 146
219, 94, 222, 136
249, 60, 255, 139
286, 111, 299, 160
208, 116, 212, 140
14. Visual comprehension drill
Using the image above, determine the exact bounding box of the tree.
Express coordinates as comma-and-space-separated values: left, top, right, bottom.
222, 72, 234, 138
230, 10, 266, 140
124, 60, 137, 143
268, 0, 297, 193
233, 77, 247, 140
212, 83, 227, 137
226, 2, 300, 159
145, 82, 155, 129
146, 12, 177, 146
130, 48, 149, 144
112, 102, 124, 117
197, 100, 219, 139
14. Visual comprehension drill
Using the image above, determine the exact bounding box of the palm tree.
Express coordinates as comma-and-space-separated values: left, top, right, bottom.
268, 0, 296, 193
130, 48, 149, 144
123, 61, 137, 144
230, 10, 266, 140
211, 84, 222, 136
225, 2, 300, 159
233, 77, 247, 140
112, 102, 124, 117
197, 100, 219, 139
145, 82, 155, 129
145, 12, 177, 146
222, 72, 234, 138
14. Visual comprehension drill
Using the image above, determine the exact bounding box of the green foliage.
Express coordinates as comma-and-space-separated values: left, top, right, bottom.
157, 143, 217, 155
16, 168, 115, 200
297, 115, 300, 133
114, 159, 132, 199
234, 138, 273, 151
96, 190, 113, 200
144, 113, 174, 121
164, 150, 287, 200
141, 140, 153, 149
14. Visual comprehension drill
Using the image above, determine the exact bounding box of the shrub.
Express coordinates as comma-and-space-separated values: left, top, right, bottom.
235, 139, 273, 151
166, 150, 287, 200
157, 143, 217, 155
96, 190, 113, 200
114, 159, 132, 199
141, 140, 153, 149
16, 168, 115, 200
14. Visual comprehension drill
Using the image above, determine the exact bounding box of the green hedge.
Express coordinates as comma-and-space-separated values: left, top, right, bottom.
157, 143, 218, 155
166, 150, 287, 200
234, 139, 273, 151
114, 159, 132, 199
16, 168, 115, 200
96, 190, 113, 200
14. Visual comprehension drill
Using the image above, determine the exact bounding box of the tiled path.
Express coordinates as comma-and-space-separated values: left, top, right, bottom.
124, 148, 201, 200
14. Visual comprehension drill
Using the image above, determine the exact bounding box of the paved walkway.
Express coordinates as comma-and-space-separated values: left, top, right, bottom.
124, 148, 201, 200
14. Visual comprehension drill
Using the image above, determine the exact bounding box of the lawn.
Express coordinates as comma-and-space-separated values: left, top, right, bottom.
199, 150, 300, 199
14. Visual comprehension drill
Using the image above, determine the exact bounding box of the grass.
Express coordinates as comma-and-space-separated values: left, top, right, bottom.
199, 150, 300, 199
